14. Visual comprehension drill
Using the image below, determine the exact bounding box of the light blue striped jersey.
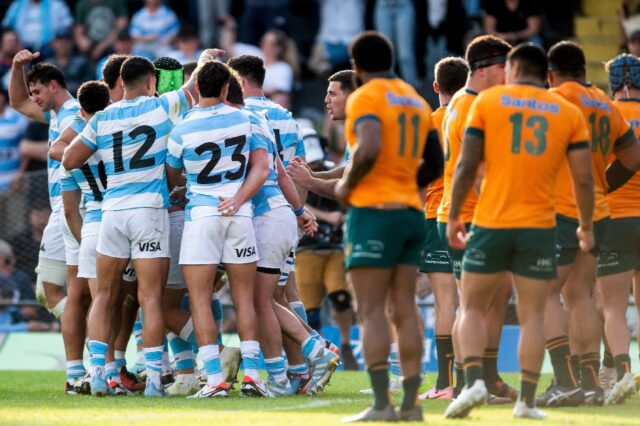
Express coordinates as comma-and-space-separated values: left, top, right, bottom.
60, 115, 106, 224
167, 103, 264, 221
129, 5, 180, 44
79, 90, 189, 211
243, 96, 306, 167
0, 107, 28, 190
44, 98, 80, 212
243, 108, 289, 216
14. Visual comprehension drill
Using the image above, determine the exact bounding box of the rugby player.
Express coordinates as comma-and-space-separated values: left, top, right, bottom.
338, 31, 443, 422
9, 50, 81, 389
539, 41, 640, 407
444, 42, 594, 420
419, 56, 468, 401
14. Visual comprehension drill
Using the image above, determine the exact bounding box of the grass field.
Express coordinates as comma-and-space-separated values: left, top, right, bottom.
1, 371, 640, 425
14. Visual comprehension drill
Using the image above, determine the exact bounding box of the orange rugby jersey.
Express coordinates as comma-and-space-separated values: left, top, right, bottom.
425, 105, 446, 219
550, 81, 633, 220
437, 88, 478, 224
608, 99, 640, 218
465, 83, 589, 229
344, 77, 434, 211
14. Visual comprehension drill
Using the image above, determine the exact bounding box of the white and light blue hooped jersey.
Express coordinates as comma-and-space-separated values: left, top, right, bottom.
167, 103, 263, 221
78, 90, 189, 211
243, 96, 306, 167
0, 107, 28, 190
242, 108, 289, 216
60, 115, 106, 224
44, 98, 80, 213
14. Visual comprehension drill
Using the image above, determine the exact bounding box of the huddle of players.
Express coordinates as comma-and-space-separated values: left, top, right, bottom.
9, 46, 341, 398
419, 36, 640, 420
289, 31, 640, 422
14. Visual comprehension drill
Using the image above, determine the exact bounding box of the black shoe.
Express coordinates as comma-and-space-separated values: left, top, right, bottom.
161, 373, 175, 387
340, 344, 359, 371
536, 382, 585, 407
583, 387, 604, 406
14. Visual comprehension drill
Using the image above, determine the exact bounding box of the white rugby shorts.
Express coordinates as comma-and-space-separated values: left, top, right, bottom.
97, 208, 170, 259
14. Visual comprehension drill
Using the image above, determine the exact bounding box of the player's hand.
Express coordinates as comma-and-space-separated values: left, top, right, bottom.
218, 196, 239, 216
297, 209, 318, 236
286, 160, 312, 188
199, 48, 226, 63
577, 226, 595, 253
13, 49, 39, 66
325, 210, 344, 227
169, 186, 187, 207
447, 218, 467, 250
334, 178, 351, 206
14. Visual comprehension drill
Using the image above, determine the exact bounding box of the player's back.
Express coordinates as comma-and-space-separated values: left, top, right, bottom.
345, 77, 433, 211
438, 88, 478, 223
83, 91, 188, 211
167, 103, 252, 220
425, 106, 446, 219
244, 96, 304, 166
608, 99, 640, 218
550, 81, 632, 220
468, 83, 589, 229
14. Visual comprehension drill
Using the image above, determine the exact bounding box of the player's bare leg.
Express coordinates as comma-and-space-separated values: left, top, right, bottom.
62, 265, 91, 393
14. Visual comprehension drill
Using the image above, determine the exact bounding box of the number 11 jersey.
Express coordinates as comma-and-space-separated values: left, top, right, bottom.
78, 90, 190, 211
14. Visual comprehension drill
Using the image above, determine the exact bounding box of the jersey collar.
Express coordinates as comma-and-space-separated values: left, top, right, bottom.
463, 87, 478, 96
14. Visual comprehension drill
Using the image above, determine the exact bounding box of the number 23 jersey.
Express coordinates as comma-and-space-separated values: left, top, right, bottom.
78, 90, 190, 211
465, 83, 589, 229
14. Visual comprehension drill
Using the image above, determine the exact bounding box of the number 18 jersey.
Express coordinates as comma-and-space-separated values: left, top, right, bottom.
78, 90, 189, 211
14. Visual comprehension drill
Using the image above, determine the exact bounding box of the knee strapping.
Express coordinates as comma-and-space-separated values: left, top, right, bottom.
328, 290, 352, 312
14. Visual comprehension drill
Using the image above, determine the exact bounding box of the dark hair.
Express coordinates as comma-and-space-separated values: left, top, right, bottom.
226, 72, 244, 105
120, 56, 155, 87
548, 41, 585, 78
176, 25, 199, 42
264, 29, 288, 61
630, 29, 640, 44
102, 55, 129, 89
183, 61, 197, 77
198, 61, 231, 98
26, 62, 67, 89
435, 57, 468, 95
77, 81, 110, 114
227, 55, 265, 87
466, 35, 512, 72
349, 31, 394, 73
328, 70, 355, 93
508, 43, 548, 81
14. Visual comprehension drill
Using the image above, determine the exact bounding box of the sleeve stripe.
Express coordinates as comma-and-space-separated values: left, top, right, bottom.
613, 128, 636, 150
567, 141, 590, 152
353, 114, 381, 131
465, 127, 484, 139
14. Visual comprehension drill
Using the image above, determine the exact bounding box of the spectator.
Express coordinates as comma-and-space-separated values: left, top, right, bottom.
0, 29, 22, 90
9, 198, 49, 283
0, 240, 33, 301
73, 0, 129, 60
167, 26, 202, 64
482, 0, 542, 45
308, 0, 364, 77
294, 131, 358, 370
95, 30, 134, 80
1, 0, 73, 55
374, 0, 419, 88
0, 276, 57, 332
629, 29, 640, 57
130, 0, 180, 59
49, 31, 93, 96
13, 120, 48, 194
236, 0, 291, 46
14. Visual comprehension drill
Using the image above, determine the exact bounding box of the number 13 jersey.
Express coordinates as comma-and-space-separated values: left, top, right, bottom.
78, 90, 190, 211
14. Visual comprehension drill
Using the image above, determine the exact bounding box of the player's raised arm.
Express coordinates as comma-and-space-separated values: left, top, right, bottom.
9, 49, 46, 123
181, 48, 226, 104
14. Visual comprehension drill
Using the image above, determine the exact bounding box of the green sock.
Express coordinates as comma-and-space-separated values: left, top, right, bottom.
603, 350, 614, 368
482, 347, 499, 384
464, 356, 484, 387
455, 362, 465, 392
367, 361, 390, 410
546, 336, 576, 388
613, 354, 631, 381
579, 352, 600, 390
401, 375, 421, 411
569, 354, 581, 386
520, 369, 540, 408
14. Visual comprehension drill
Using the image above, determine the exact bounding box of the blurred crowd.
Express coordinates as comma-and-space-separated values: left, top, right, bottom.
0, 0, 628, 333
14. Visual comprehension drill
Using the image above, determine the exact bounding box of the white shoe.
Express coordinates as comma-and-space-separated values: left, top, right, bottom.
221, 346, 241, 384
513, 401, 547, 419
187, 382, 230, 398
606, 372, 635, 405
166, 374, 200, 396
359, 374, 403, 395
599, 366, 617, 394
444, 380, 488, 418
